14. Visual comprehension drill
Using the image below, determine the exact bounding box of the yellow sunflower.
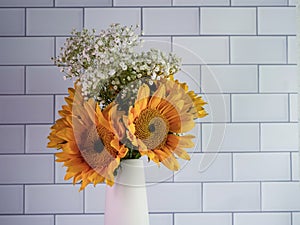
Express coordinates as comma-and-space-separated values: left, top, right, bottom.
169, 75, 207, 119
47, 84, 128, 191
124, 79, 201, 171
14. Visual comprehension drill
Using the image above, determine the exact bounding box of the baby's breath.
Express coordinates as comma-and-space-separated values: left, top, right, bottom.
53, 23, 181, 107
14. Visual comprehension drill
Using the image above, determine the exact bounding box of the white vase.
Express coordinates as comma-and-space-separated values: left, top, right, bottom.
104, 159, 150, 225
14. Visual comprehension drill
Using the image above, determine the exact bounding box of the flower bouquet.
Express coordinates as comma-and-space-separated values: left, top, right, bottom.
47, 24, 207, 223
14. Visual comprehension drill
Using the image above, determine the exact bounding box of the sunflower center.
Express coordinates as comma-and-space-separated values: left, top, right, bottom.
80, 124, 117, 172
93, 139, 104, 153
96, 126, 117, 157
134, 108, 169, 150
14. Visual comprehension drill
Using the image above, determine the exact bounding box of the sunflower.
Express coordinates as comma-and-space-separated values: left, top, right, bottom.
47, 84, 128, 191
123, 79, 200, 171
169, 75, 207, 119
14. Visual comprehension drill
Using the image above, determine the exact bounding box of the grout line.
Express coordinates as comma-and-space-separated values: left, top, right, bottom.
232, 212, 234, 225
286, 36, 289, 64
228, 36, 231, 64
53, 154, 56, 183
257, 65, 260, 93
0, 34, 296, 38
198, 7, 201, 35
200, 122, 203, 152
258, 122, 262, 152
53, 94, 56, 123
256, 7, 258, 35
82, 8, 85, 29
172, 212, 175, 225
24, 124, 26, 154
259, 181, 262, 211
141, 7, 143, 35
23, 184, 25, 214
83, 188, 86, 213
290, 152, 293, 181
231, 153, 234, 182
24, 8, 27, 36
291, 212, 293, 225
54, 37, 57, 57
54, 214, 56, 225
53, 0, 55, 7
229, 93, 232, 122
288, 93, 291, 122
0, 92, 298, 96
0, 5, 295, 8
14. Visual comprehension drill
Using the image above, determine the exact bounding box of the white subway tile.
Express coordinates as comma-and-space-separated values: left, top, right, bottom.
293, 213, 300, 224
0, 0, 53, 6
174, 65, 201, 93
292, 152, 299, 180
0, 125, 24, 153
232, 0, 287, 6
174, 153, 232, 182
173, 0, 229, 5
175, 213, 232, 225
202, 123, 259, 152
173, 37, 229, 64
143, 8, 199, 35
114, 0, 171, 6
85, 8, 141, 32
231, 37, 286, 64
149, 214, 173, 225
234, 213, 291, 225
233, 153, 290, 181
56, 215, 104, 225
0, 66, 24, 94
201, 94, 230, 122
0, 155, 54, 184
288, 36, 296, 64
26, 125, 55, 154
232, 94, 288, 122
148, 183, 201, 212
262, 182, 300, 211
25, 185, 83, 213
26, 66, 74, 94
258, 7, 296, 35
0, 185, 23, 214
0, 9, 25, 36
0, 37, 54, 65
27, 9, 82, 36
0, 215, 54, 225
202, 65, 258, 93
85, 184, 106, 213
201, 8, 256, 35
204, 182, 260, 211
143, 158, 173, 183
0, 96, 53, 124
289, 0, 296, 5
290, 94, 297, 122
259, 66, 297, 93
261, 123, 298, 151
56, 0, 111, 6
55, 95, 67, 120
139, 37, 171, 53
